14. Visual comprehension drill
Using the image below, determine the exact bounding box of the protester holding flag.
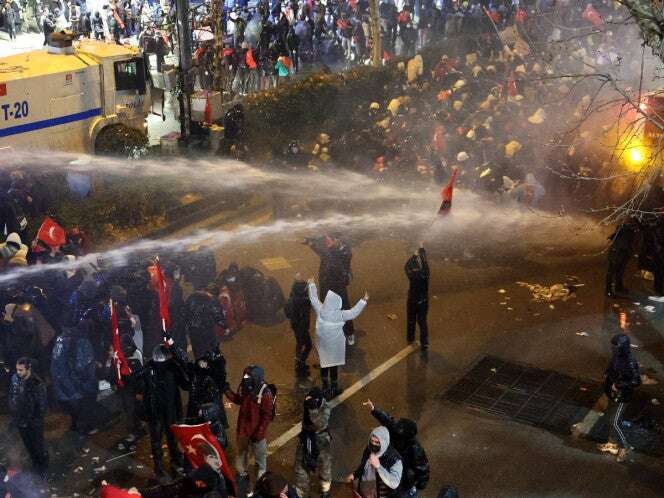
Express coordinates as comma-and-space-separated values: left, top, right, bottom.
133, 341, 189, 478
405, 243, 430, 350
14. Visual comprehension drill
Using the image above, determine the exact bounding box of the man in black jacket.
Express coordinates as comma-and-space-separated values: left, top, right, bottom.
285, 274, 312, 379
303, 234, 355, 345
605, 220, 638, 298
598, 333, 641, 462
181, 284, 225, 359
405, 243, 429, 350
365, 400, 429, 497
9, 357, 49, 478
136, 342, 189, 478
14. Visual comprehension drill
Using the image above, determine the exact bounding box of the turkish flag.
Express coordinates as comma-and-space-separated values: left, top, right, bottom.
100, 484, 142, 498
37, 217, 66, 248
171, 423, 236, 496
148, 259, 171, 333
110, 299, 131, 387
438, 168, 459, 215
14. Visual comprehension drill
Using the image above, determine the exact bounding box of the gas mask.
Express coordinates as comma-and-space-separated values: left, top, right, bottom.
304, 387, 324, 411
241, 373, 255, 392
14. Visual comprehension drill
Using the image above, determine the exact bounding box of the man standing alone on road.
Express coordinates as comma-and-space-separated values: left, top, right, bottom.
598, 333, 641, 462
9, 357, 49, 479
405, 243, 429, 350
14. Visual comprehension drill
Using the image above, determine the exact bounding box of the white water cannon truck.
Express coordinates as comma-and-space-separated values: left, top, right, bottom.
0, 35, 150, 154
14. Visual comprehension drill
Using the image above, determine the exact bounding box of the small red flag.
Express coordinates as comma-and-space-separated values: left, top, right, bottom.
110, 299, 131, 387
100, 484, 142, 497
154, 258, 171, 333
37, 217, 66, 248
439, 168, 459, 215
171, 423, 236, 496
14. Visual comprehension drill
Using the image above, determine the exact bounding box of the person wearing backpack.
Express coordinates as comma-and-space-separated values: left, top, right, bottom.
285, 274, 312, 380
225, 365, 276, 493
364, 400, 429, 497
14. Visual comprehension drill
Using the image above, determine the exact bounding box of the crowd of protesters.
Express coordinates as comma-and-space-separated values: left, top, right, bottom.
0, 0, 652, 496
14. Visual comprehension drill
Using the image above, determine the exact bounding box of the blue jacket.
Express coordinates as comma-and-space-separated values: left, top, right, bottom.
50, 320, 98, 402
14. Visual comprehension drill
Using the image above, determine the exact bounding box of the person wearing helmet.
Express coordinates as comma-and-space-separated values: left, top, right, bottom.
136, 342, 189, 478
598, 333, 641, 462
294, 387, 332, 498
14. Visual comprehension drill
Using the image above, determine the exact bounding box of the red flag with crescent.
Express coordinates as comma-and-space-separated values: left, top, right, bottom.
37, 217, 66, 248
171, 423, 237, 496
110, 299, 131, 387
154, 259, 171, 333
439, 168, 459, 215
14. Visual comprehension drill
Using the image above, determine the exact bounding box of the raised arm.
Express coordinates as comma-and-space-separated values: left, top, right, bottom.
341, 298, 367, 321
308, 280, 322, 314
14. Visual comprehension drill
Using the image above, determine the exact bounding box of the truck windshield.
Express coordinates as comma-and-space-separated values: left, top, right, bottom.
114, 58, 147, 94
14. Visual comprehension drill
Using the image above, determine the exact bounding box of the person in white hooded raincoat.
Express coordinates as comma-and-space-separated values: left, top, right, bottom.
308, 279, 368, 397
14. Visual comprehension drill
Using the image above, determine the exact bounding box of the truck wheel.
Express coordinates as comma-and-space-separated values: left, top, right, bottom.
94, 124, 148, 157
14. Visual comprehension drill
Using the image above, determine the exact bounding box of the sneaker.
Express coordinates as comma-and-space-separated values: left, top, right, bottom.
347, 334, 355, 346
597, 442, 619, 455
616, 447, 630, 462
648, 295, 664, 303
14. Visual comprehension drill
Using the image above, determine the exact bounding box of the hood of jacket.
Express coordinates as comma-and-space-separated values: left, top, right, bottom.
394, 418, 417, 440
245, 364, 265, 387
369, 426, 391, 458
321, 290, 342, 316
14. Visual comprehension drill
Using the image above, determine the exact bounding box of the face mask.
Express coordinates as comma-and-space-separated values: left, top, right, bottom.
369, 443, 381, 454
304, 396, 321, 410
241, 375, 254, 392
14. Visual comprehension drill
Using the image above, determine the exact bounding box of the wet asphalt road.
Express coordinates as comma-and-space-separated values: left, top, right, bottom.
3, 205, 664, 498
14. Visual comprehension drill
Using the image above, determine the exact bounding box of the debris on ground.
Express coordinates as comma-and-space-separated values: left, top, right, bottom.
652, 399, 661, 406
516, 277, 584, 302
643, 305, 656, 313
641, 374, 659, 385
387, 314, 398, 320
575, 331, 590, 337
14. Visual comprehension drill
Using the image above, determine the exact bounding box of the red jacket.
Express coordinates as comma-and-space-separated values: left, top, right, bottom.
226, 384, 274, 441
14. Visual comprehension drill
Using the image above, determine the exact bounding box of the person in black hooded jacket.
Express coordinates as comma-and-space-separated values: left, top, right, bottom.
284, 274, 312, 379
405, 243, 429, 350
134, 341, 189, 477
184, 355, 222, 422
597, 333, 641, 462
365, 400, 429, 496
181, 285, 225, 359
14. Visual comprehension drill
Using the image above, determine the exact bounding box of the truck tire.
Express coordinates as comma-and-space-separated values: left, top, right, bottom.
94, 124, 148, 157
